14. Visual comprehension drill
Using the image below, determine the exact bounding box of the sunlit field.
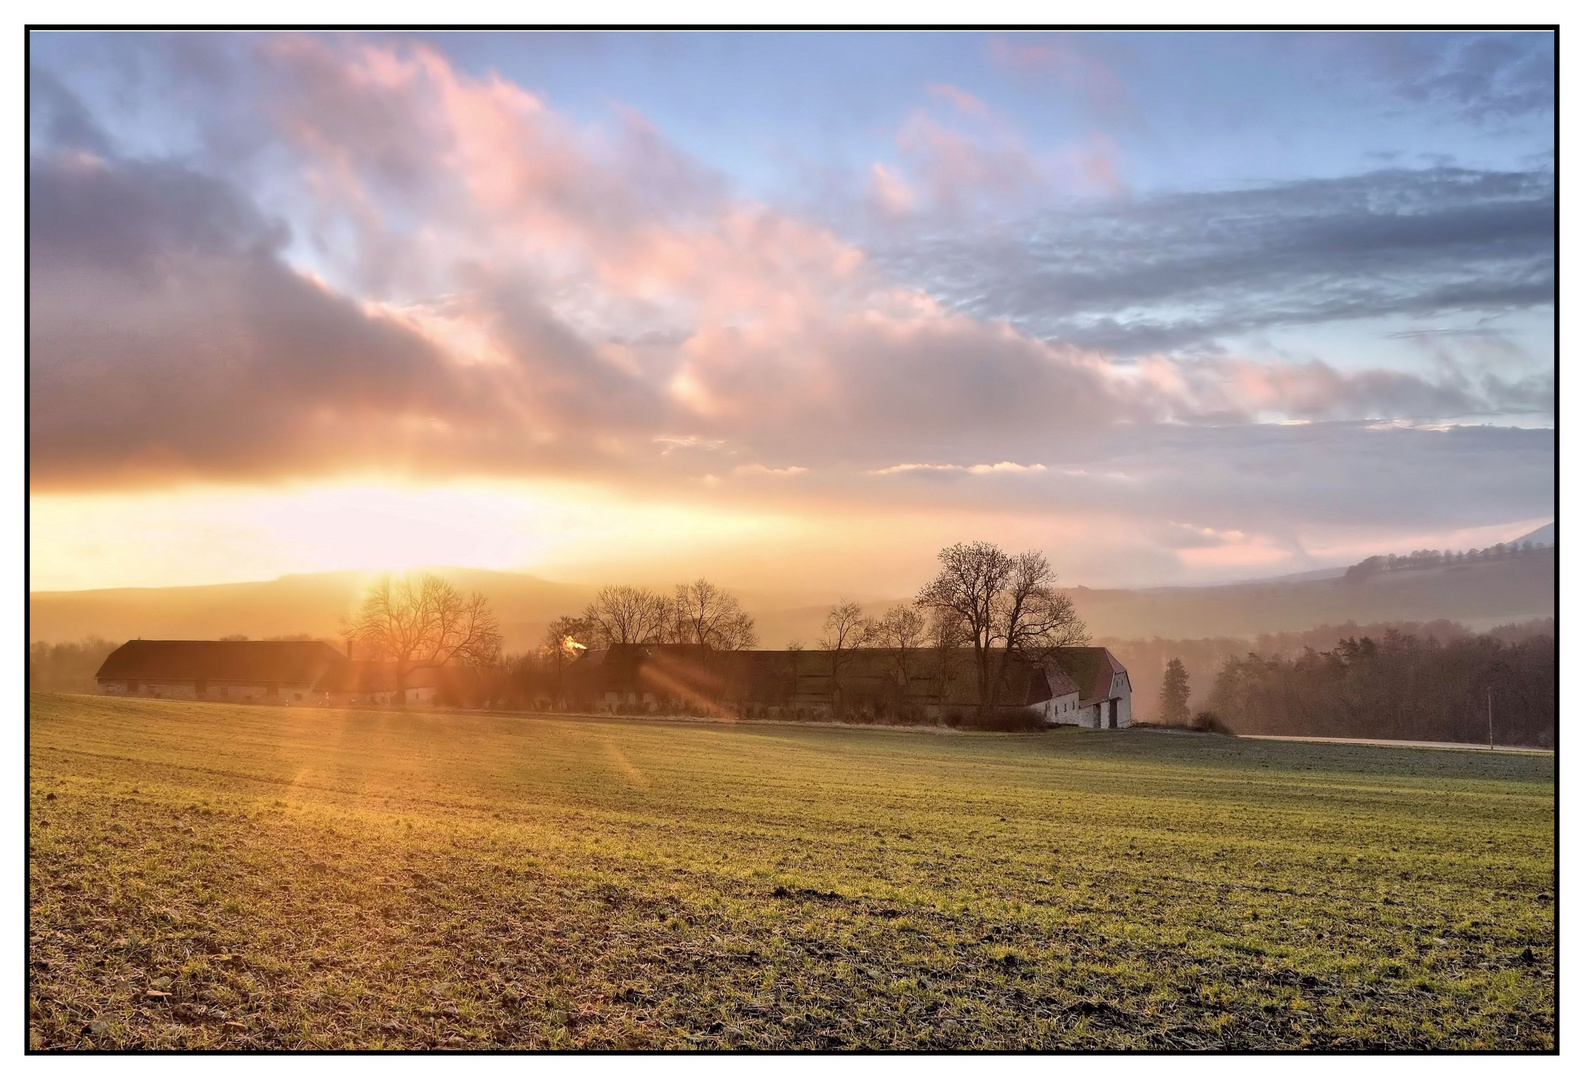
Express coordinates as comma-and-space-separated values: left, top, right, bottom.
29, 693, 1554, 1050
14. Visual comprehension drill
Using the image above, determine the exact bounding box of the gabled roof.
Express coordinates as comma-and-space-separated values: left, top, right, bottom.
1042, 663, 1082, 699
95, 640, 343, 684
1048, 647, 1128, 705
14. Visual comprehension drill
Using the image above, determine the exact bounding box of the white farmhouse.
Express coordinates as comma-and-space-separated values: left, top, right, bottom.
1044, 647, 1133, 729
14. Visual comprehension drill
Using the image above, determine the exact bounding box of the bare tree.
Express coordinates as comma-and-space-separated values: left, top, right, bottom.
345, 574, 502, 704
925, 606, 969, 711
583, 585, 670, 648
541, 614, 593, 705
875, 604, 926, 714
818, 598, 876, 714
916, 542, 1087, 713
989, 549, 1087, 708
916, 541, 1015, 710
671, 579, 759, 650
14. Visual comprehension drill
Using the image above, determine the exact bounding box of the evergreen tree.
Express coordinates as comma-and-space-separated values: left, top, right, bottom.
1160, 657, 1191, 725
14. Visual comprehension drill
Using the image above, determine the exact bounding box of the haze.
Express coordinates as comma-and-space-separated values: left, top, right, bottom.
28, 31, 1555, 594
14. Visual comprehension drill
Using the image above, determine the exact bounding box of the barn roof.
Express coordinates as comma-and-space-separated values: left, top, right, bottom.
1047, 647, 1128, 705
564, 645, 1115, 711
95, 640, 343, 684
1043, 663, 1082, 699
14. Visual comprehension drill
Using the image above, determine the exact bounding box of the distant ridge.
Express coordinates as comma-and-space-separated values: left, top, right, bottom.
1513, 522, 1554, 546
30, 551, 1556, 651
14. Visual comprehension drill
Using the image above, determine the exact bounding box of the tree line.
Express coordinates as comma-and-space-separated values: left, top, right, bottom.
28, 543, 1092, 724
28, 638, 119, 693
516, 540, 1089, 723
1109, 617, 1552, 722
1190, 626, 1555, 747
1343, 540, 1552, 583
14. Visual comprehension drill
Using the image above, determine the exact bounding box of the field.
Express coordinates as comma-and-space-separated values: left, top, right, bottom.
28, 693, 1555, 1050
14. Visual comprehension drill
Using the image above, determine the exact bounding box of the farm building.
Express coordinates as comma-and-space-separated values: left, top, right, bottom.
94, 639, 343, 704
94, 639, 456, 707
564, 644, 1131, 727
1045, 647, 1133, 728
308, 659, 443, 707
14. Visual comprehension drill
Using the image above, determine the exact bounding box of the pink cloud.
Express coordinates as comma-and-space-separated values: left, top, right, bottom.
925, 82, 991, 115
30, 35, 1506, 518
1052, 132, 1129, 199
894, 105, 1044, 211
868, 162, 915, 217
987, 35, 1138, 124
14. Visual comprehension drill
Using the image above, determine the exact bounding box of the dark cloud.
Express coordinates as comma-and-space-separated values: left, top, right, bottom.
1372, 33, 1554, 123
1274, 32, 1554, 126
28, 68, 111, 156
28, 151, 506, 488
874, 166, 1554, 360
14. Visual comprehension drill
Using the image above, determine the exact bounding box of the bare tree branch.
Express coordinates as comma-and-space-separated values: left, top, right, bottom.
672, 579, 759, 650
819, 598, 876, 714
583, 585, 670, 647
916, 543, 1087, 714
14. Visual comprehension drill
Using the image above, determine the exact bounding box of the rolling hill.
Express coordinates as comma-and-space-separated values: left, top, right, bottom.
30, 548, 1554, 654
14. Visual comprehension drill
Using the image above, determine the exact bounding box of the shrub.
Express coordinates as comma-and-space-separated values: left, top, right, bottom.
1189, 711, 1233, 734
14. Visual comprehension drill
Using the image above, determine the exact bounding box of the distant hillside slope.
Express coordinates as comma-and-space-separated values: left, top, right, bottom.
31, 550, 1554, 654
1514, 522, 1555, 546
28, 570, 591, 655
1068, 553, 1554, 640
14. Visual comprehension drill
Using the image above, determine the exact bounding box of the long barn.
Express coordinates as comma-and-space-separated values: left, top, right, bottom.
566, 645, 1132, 727
94, 639, 343, 704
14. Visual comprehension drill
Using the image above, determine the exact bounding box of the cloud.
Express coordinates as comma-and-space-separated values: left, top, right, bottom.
1129, 354, 1553, 425
893, 103, 1045, 212
841, 422, 1554, 540
732, 463, 807, 477
1311, 31, 1555, 124
868, 162, 915, 217
986, 35, 1138, 125
25, 37, 1554, 567
870, 461, 1046, 476
27, 151, 498, 488
925, 83, 990, 115
874, 165, 1554, 359
877, 80, 1129, 214
1152, 523, 1240, 550
28, 68, 112, 157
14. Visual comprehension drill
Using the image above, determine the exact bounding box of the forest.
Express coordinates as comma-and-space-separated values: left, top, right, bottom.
1201, 625, 1555, 748
1342, 539, 1552, 582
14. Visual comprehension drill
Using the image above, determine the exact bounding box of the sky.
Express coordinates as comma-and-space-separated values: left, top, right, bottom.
27, 30, 1555, 595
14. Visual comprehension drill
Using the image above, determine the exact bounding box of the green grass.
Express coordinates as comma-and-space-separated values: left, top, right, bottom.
28, 692, 1554, 1050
